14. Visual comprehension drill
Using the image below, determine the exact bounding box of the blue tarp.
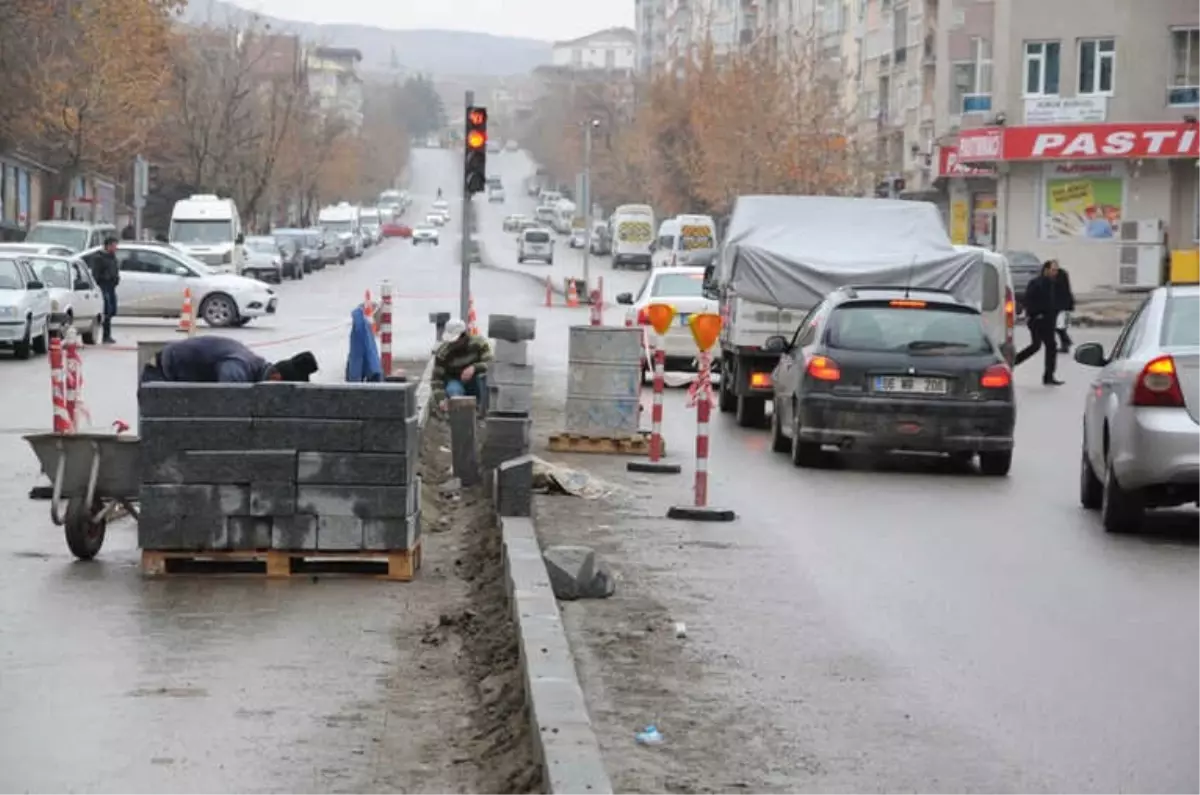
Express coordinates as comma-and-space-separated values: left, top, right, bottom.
345, 305, 383, 382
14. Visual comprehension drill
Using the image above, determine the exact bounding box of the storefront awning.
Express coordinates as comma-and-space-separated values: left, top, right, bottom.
956, 121, 1198, 163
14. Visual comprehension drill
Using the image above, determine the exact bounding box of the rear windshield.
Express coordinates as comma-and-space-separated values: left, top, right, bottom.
827, 303, 992, 354
650, 272, 705, 297
246, 239, 276, 253
1162, 294, 1199, 347
26, 225, 88, 251
525, 231, 550, 243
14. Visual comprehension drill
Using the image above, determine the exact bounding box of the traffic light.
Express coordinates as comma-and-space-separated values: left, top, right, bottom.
147, 163, 161, 195
464, 105, 487, 194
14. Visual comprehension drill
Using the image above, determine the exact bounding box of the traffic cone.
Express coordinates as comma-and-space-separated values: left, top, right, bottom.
177, 287, 194, 334
363, 289, 377, 334
566, 279, 579, 308
468, 296, 479, 336
545, 276, 553, 307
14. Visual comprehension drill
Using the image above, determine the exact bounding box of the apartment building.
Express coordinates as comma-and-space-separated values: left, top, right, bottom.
636, 0, 668, 73
307, 47, 364, 131
550, 28, 637, 73
947, 0, 1197, 292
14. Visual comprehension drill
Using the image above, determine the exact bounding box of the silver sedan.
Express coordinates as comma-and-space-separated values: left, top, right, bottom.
1075, 284, 1199, 532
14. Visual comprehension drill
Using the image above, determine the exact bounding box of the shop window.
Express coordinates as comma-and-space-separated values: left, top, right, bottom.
1169, 27, 1199, 106
951, 37, 992, 114
1023, 40, 1061, 96
1078, 37, 1115, 96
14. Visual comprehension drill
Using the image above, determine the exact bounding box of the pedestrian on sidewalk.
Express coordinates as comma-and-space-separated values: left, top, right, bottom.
1053, 261, 1075, 353
1014, 259, 1064, 386
86, 236, 121, 345
433, 318, 492, 412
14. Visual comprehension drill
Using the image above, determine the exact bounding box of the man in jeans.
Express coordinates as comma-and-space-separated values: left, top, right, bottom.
88, 236, 121, 344
433, 318, 492, 412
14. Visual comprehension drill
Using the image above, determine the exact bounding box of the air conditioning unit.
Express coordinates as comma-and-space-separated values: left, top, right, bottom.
1118, 219, 1165, 244
1118, 244, 1163, 288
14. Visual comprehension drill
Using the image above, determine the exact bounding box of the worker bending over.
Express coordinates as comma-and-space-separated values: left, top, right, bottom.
140, 336, 319, 383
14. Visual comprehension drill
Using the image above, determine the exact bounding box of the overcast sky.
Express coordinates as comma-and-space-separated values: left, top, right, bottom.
229, 0, 634, 41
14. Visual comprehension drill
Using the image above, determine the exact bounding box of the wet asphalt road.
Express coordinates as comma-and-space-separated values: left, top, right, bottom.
474, 151, 1200, 792
0, 151, 549, 793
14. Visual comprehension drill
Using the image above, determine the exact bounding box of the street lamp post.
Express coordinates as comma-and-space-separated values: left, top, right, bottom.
582, 118, 599, 297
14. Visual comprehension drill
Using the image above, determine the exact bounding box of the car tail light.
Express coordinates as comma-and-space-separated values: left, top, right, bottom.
1004, 287, 1015, 339
1132, 355, 1186, 407
636, 308, 651, 326
980, 363, 1011, 389
806, 355, 840, 381
889, 299, 926, 308
750, 371, 772, 388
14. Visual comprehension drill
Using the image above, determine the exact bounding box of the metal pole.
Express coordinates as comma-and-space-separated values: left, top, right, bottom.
133, 155, 146, 240
582, 120, 593, 295
459, 89, 474, 323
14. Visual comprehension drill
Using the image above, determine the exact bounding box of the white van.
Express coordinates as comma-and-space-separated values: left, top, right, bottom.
518, 227, 554, 265
651, 218, 681, 269
169, 194, 244, 274
953, 245, 1016, 365
673, 214, 718, 268
318, 203, 363, 258
359, 207, 382, 245
611, 204, 655, 270
25, 221, 118, 254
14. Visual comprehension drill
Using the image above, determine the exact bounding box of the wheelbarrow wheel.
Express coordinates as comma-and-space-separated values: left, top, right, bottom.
64, 498, 107, 560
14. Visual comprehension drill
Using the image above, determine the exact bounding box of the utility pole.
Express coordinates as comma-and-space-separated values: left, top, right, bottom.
132, 155, 147, 240
459, 89, 474, 322
581, 118, 598, 295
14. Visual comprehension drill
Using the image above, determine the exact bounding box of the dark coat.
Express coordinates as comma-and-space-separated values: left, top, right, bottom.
88, 250, 120, 287
1023, 274, 1058, 321
1054, 268, 1075, 312
158, 336, 271, 382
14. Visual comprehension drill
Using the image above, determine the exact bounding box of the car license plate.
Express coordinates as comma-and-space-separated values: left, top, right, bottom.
677, 313, 690, 326
873, 376, 948, 394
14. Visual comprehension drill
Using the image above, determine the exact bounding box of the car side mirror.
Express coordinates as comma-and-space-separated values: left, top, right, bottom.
27, 280, 45, 290
1073, 342, 1107, 367
235, 233, 245, 245
74, 279, 90, 291
615, 293, 634, 305
763, 335, 790, 353
702, 264, 719, 300
174, 266, 190, 277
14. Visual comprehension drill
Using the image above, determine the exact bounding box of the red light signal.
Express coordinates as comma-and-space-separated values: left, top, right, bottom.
467, 108, 486, 126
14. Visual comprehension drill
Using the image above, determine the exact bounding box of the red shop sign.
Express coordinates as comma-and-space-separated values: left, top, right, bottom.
936, 144, 994, 177
958, 122, 1199, 161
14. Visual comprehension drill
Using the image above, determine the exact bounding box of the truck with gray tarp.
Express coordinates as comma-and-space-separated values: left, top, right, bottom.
704, 195, 985, 427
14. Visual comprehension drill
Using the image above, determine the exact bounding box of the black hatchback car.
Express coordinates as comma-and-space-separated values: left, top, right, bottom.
765, 286, 1016, 475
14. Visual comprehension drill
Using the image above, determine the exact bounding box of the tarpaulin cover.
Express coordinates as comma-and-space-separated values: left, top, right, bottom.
718, 196, 983, 308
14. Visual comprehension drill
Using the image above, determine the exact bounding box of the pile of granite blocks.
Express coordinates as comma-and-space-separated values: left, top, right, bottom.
137, 381, 421, 553
482, 314, 537, 517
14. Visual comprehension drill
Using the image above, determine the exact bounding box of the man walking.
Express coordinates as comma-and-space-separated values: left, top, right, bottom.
88, 236, 121, 345
1053, 261, 1075, 353
1014, 259, 1064, 386
433, 318, 492, 411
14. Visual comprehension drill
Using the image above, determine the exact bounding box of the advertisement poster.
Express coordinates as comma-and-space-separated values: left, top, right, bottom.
1042, 162, 1124, 240
949, 199, 969, 244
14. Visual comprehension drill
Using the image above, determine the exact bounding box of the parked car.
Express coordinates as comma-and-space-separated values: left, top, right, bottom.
318, 230, 347, 265
517, 228, 554, 265
242, 236, 285, 283
272, 228, 323, 273
502, 214, 526, 233
765, 285, 1016, 475
80, 242, 278, 327
1075, 283, 1200, 533
1004, 250, 1044, 315
273, 237, 305, 281
569, 228, 587, 249
412, 224, 440, 246
24, 221, 117, 254
0, 243, 75, 257
0, 254, 51, 358
23, 255, 104, 342
616, 267, 716, 373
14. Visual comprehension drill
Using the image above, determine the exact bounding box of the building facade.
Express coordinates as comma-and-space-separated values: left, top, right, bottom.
948, 0, 1198, 292
307, 47, 364, 130
636, 0, 668, 74
550, 28, 637, 73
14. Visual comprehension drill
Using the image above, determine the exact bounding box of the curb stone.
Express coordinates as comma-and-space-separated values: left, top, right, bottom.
416, 358, 436, 433
500, 515, 613, 795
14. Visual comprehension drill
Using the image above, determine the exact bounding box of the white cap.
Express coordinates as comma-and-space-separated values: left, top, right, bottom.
441, 318, 467, 342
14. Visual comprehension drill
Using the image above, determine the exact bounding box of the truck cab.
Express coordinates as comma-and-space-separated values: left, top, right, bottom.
168, 194, 244, 274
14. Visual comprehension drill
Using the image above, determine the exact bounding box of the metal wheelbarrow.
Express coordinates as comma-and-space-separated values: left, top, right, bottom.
24, 432, 141, 560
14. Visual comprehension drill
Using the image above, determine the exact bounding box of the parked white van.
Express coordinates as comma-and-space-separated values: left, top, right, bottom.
25, 221, 118, 254
169, 194, 245, 274
318, 203, 363, 258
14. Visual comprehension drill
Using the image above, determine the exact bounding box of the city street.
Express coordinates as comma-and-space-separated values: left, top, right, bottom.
473, 153, 1200, 792
0, 151, 548, 793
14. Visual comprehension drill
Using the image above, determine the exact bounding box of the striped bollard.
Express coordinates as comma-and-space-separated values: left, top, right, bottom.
49, 337, 72, 434
64, 328, 81, 430
628, 305, 681, 475
379, 281, 393, 376
667, 313, 735, 521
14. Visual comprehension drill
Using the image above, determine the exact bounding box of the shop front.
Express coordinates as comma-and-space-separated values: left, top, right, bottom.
956, 121, 1199, 293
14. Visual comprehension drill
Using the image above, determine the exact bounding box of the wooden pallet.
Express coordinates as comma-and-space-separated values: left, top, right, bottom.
547, 431, 658, 455
141, 541, 422, 581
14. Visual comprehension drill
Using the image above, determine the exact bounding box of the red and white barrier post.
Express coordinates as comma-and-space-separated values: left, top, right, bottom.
64, 327, 81, 430
379, 280, 393, 377
667, 313, 735, 521
628, 303, 681, 475
49, 336, 72, 434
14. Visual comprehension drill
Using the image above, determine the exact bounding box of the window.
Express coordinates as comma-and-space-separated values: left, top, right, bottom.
650, 272, 704, 297
1078, 38, 1115, 95
1023, 41, 1060, 96
1162, 294, 1199, 347
1169, 27, 1199, 106
981, 262, 1001, 312
72, 262, 93, 289
656, 234, 675, 249
1111, 298, 1150, 359
951, 37, 992, 113
892, 3, 908, 58
118, 250, 176, 275
826, 303, 992, 354
605, 48, 615, 68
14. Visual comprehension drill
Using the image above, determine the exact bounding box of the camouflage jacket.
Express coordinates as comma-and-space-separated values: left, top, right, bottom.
432, 335, 492, 399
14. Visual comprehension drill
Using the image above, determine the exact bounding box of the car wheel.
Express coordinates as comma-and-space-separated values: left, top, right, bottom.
412, 240, 418, 246
200, 293, 239, 328
1079, 446, 1103, 510
1101, 450, 1144, 533
735, 394, 766, 428
13, 317, 32, 360
978, 449, 1013, 476
770, 403, 790, 453
82, 315, 99, 345
790, 416, 822, 468
31, 318, 48, 355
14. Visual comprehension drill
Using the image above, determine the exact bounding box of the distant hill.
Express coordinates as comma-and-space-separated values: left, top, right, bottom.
182, 0, 553, 76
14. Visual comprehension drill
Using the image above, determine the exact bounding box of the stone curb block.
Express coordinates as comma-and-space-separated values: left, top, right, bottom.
500, 516, 613, 795
416, 357, 436, 433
